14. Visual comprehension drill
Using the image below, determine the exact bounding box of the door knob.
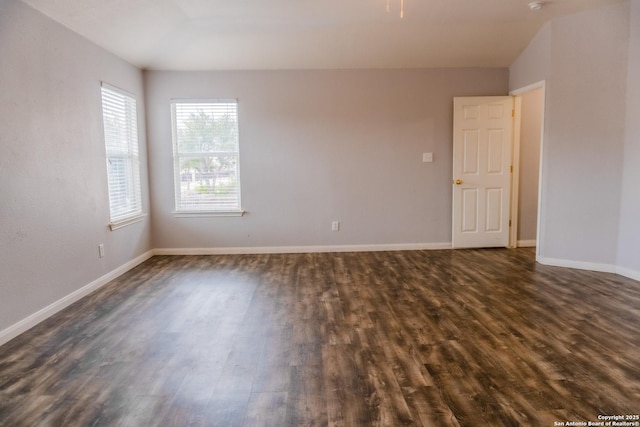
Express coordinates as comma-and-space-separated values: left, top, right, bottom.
454, 179, 463, 185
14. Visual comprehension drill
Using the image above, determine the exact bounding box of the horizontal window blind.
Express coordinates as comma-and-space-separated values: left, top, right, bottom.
101, 84, 142, 223
172, 101, 241, 212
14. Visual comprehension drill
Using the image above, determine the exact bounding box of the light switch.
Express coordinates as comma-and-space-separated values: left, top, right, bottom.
422, 152, 433, 163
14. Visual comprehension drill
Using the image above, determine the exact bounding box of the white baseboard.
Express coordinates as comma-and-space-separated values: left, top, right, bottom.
536, 256, 618, 274
0, 243, 449, 346
537, 256, 640, 282
153, 242, 453, 256
615, 265, 640, 281
3, 246, 637, 348
0, 250, 154, 347
517, 240, 537, 247
536, 256, 616, 273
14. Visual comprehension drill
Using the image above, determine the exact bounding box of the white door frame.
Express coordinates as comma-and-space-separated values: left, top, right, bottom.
452, 96, 514, 248
509, 80, 546, 254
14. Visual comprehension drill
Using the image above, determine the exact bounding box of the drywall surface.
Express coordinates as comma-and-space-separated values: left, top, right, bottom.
0, 1, 151, 334
617, 0, 640, 276
518, 88, 542, 242
510, 2, 630, 266
509, 22, 551, 91
145, 68, 508, 249
541, 2, 629, 264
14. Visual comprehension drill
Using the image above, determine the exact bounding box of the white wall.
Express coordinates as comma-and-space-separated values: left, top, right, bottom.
543, 3, 629, 265
510, 1, 635, 274
517, 88, 542, 243
0, 0, 152, 338
618, 0, 640, 278
509, 23, 551, 90
145, 69, 508, 250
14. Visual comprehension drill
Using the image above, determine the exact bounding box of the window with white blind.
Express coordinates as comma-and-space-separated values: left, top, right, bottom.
171, 100, 242, 214
101, 84, 144, 229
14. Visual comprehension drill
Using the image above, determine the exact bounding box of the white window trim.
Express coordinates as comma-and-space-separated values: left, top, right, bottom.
109, 213, 148, 231
172, 211, 245, 218
171, 99, 243, 214
101, 82, 145, 227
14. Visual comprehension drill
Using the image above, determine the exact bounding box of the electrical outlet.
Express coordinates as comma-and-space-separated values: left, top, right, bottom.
98, 244, 105, 258
422, 152, 433, 163
331, 221, 340, 232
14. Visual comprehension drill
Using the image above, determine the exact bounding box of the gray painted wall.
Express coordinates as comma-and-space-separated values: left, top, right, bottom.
510, 1, 633, 268
618, 0, 640, 274
145, 69, 508, 250
0, 0, 152, 334
544, 3, 629, 264
509, 23, 551, 90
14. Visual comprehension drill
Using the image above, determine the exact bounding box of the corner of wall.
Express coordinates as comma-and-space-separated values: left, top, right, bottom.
0, 250, 154, 347
616, 0, 640, 276
509, 22, 551, 91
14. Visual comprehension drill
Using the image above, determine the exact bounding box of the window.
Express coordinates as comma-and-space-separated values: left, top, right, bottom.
101, 83, 143, 229
171, 100, 242, 214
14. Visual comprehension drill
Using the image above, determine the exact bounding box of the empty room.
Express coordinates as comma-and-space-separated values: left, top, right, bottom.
1, 0, 639, 425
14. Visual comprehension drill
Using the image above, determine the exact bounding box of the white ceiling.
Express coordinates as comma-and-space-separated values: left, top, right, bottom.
21, 0, 625, 70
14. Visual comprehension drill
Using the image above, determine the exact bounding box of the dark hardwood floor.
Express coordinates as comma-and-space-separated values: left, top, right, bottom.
1, 248, 639, 426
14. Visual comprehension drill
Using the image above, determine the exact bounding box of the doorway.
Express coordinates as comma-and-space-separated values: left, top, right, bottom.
451, 96, 514, 248
510, 81, 545, 251
451, 83, 545, 250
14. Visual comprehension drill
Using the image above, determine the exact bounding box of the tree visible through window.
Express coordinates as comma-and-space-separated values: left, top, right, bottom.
171, 100, 241, 212
101, 84, 142, 225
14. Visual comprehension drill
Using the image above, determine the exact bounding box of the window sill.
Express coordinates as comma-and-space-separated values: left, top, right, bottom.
109, 213, 148, 231
173, 210, 246, 218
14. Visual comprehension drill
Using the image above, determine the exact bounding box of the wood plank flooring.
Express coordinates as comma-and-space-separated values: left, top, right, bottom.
1, 248, 639, 426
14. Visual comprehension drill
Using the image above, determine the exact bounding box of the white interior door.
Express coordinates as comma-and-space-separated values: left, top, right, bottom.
452, 96, 513, 248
